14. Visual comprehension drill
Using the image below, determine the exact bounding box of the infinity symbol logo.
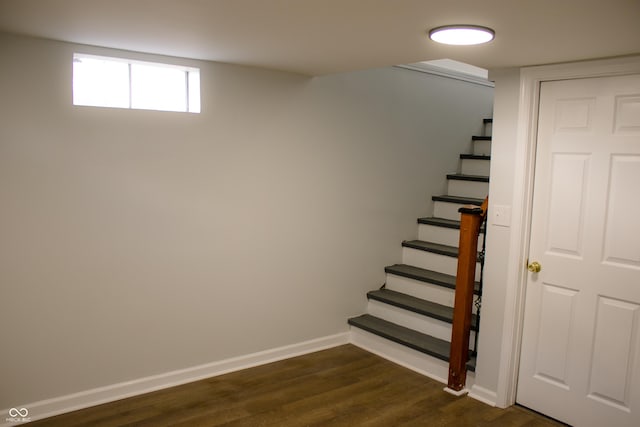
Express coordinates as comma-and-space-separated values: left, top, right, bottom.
8, 407, 28, 417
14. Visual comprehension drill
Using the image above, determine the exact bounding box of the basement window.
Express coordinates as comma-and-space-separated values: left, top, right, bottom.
72, 53, 200, 113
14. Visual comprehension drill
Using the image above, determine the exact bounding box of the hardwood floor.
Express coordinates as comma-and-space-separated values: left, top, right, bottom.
29, 345, 565, 426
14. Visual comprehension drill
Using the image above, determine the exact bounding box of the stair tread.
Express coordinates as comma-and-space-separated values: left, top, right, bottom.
417, 217, 486, 233
460, 154, 491, 160
368, 289, 478, 330
348, 314, 450, 361
432, 195, 484, 206
418, 217, 463, 229
483, 118, 493, 124
472, 135, 492, 141
446, 173, 490, 183
402, 239, 482, 263
402, 239, 459, 257
384, 263, 480, 293
348, 314, 476, 371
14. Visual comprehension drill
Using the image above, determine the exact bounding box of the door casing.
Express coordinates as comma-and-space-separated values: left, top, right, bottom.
492, 56, 640, 408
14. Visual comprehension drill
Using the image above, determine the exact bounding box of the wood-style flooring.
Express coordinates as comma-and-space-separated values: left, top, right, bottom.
29, 344, 565, 426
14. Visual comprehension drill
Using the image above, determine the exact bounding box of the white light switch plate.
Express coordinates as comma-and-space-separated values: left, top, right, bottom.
492, 204, 512, 227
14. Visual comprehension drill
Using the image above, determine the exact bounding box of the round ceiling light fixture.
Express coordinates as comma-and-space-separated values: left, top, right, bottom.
429, 25, 495, 46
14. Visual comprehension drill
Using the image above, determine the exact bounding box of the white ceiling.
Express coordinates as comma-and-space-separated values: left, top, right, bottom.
0, 0, 639, 76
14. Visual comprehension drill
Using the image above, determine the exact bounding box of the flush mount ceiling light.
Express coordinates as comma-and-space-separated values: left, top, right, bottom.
429, 25, 495, 46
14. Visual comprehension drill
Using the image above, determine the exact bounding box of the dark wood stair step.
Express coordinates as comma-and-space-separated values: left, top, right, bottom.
472, 135, 492, 141
348, 314, 476, 371
402, 240, 482, 261
483, 118, 493, 124
432, 195, 484, 206
417, 217, 486, 233
384, 263, 480, 294
367, 289, 478, 330
460, 154, 491, 161
402, 240, 459, 258
446, 173, 489, 183
418, 217, 462, 229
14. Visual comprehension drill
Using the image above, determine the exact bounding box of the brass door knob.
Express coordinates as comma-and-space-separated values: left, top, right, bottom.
527, 261, 541, 273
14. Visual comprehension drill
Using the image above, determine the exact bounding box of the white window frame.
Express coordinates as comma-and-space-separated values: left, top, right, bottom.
73, 53, 200, 113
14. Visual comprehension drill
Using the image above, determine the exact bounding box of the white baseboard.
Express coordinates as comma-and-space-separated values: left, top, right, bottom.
1, 332, 349, 425
2, 330, 499, 425
443, 386, 470, 397
468, 384, 498, 407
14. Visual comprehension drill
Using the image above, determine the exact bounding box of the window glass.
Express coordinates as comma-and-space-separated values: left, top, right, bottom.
73, 56, 129, 108
131, 63, 186, 112
72, 54, 200, 113
188, 70, 201, 114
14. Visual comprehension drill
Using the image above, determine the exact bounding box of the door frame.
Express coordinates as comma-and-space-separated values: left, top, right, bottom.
494, 55, 640, 408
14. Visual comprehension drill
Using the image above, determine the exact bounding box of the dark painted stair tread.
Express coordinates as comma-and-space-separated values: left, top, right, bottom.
472, 135, 492, 141
484, 118, 493, 124
384, 263, 480, 294
402, 240, 459, 257
418, 217, 462, 229
460, 154, 491, 160
348, 314, 450, 362
418, 217, 486, 233
348, 314, 476, 372
432, 195, 484, 206
402, 239, 482, 261
367, 289, 478, 330
446, 173, 490, 183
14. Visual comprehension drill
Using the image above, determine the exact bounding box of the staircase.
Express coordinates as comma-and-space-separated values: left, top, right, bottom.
349, 118, 491, 385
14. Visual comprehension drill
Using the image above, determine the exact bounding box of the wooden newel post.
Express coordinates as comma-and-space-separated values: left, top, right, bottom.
447, 198, 488, 392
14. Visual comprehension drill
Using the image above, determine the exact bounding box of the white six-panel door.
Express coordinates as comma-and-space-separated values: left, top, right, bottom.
517, 75, 640, 426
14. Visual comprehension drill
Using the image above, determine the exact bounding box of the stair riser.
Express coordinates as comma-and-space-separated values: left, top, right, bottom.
385, 274, 479, 314
473, 140, 491, 156
461, 158, 491, 176
350, 327, 450, 384
433, 201, 464, 221
484, 122, 492, 136
418, 224, 484, 251
447, 179, 489, 199
402, 247, 481, 277
367, 300, 476, 350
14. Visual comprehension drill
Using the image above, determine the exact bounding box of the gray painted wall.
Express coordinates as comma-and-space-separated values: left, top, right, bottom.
0, 32, 493, 407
